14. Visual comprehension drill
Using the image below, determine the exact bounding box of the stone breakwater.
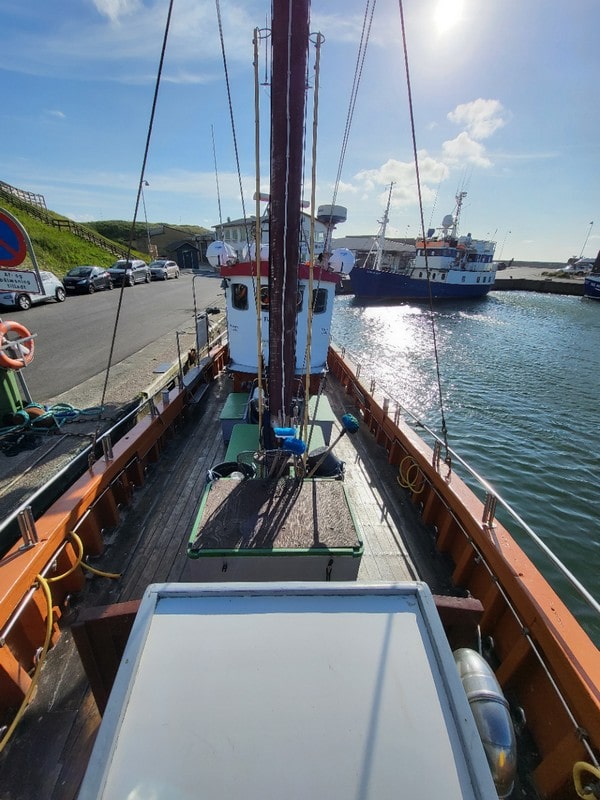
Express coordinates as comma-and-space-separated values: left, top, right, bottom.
492, 266, 584, 296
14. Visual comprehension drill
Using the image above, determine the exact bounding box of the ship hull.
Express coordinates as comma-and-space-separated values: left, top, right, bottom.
584, 274, 600, 299
349, 266, 496, 301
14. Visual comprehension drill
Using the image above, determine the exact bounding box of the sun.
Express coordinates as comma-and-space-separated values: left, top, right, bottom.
433, 0, 465, 33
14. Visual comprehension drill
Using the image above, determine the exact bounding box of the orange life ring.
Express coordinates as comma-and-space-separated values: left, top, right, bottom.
0, 320, 35, 370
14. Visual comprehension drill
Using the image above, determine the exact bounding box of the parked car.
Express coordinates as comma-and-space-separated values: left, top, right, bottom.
107, 259, 150, 287
0, 270, 66, 311
149, 259, 180, 281
64, 266, 113, 294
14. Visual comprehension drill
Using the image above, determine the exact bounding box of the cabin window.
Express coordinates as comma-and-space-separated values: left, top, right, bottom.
441, 273, 446, 280
312, 288, 328, 314
260, 286, 270, 311
232, 283, 248, 310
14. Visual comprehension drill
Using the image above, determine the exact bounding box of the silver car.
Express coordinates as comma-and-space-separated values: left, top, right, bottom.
149, 259, 180, 281
0, 270, 66, 311
107, 259, 150, 287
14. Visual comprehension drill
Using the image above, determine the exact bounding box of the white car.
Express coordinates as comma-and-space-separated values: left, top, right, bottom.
0, 270, 66, 311
149, 259, 180, 281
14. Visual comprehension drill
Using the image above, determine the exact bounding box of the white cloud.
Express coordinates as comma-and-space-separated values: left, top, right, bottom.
447, 99, 506, 140
46, 110, 66, 119
92, 0, 143, 24
442, 132, 492, 168
353, 155, 447, 199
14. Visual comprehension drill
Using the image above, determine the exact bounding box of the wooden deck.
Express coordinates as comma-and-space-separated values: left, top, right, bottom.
0, 375, 455, 799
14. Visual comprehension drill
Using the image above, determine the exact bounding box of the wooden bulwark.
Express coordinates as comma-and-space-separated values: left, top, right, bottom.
327, 345, 600, 799
0, 346, 226, 718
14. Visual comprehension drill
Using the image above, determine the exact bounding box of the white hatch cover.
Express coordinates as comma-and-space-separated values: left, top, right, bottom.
79, 582, 495, 799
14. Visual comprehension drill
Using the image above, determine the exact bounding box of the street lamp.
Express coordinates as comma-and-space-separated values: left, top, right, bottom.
141, 180, 151, 256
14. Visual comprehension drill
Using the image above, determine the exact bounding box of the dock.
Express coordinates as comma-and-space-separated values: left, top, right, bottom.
492, 266, 585, 295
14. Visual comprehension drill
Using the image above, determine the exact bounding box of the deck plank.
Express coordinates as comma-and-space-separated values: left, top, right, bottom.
0, 375, 451, 800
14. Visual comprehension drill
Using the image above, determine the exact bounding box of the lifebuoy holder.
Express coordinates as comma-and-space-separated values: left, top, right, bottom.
0, 320, 35, 370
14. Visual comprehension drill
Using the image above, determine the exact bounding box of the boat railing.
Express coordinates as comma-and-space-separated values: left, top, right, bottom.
332, 343, 599, 623
0, 325, 227, 550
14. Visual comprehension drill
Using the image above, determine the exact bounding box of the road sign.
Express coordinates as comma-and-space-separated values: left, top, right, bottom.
0, 211, 27, 267
0, 269, 40, 293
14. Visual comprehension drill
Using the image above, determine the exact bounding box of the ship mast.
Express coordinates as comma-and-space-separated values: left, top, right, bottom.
451, 190, 467, 238
268, 0, 310, 427
374, 182, 393, 271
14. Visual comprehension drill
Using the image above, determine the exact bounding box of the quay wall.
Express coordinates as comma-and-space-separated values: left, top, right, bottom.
493, 266, 584, 296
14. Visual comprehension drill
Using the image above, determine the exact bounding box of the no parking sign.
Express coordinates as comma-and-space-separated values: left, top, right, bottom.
0, 208, 43, 293
0, 211, 27, 267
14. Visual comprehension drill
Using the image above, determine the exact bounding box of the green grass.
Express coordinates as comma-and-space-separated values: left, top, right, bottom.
86, 219, 208, 248
1, 201, 148, 278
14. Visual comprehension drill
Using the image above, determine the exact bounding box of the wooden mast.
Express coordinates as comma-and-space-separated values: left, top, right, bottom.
268, 0, 310, 427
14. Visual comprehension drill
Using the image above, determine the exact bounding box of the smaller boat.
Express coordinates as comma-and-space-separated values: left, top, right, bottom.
350, 191, 497, 302
583, 251, 600, 300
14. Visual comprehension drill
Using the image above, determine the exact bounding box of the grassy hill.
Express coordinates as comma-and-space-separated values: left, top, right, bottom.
0, 200, 147, 279
85, 220, 209, 251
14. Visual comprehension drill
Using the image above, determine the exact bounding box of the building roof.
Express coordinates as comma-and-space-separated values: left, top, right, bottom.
333, 236, 415, 254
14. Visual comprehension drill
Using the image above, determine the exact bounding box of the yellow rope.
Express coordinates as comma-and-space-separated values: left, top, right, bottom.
397, 455, 426, 494
0, 529, 121, 750
45, 531, 122, 582
573, 761, 600, 799
0, 575, 53, 754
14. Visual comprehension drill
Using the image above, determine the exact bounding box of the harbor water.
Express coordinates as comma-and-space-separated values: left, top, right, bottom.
332, 291, 599, 644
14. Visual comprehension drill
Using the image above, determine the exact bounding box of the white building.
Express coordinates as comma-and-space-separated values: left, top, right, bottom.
214, 212, 328, 262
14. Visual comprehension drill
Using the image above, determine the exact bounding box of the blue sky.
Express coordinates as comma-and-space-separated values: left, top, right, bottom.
1, 0, 598, 263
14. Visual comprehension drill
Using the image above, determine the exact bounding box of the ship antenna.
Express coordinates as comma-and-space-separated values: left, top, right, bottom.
398, 0, 451, 467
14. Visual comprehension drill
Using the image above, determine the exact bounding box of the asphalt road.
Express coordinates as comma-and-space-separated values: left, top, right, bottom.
5, 270, 224, 402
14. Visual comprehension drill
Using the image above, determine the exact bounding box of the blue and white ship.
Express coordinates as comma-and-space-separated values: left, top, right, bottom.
583, 251, 600, 300
350, 191, 497, 302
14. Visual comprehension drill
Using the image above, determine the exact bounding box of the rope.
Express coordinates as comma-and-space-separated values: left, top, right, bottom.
302, 32, 324, 462
0, 575, 53, 755
0, 529, 121, 750
397, 456, 426, 494
0, 403, 106, 443
215, 0, 252, 254
253, 27, 265, 440
397, 0, 451, 466
328, 0, 376, 217
95, 0, 175, 454
211, 124, 224, 240
45, 532, 122, 582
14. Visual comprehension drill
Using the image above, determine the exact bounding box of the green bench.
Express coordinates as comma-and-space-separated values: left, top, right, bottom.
307, 395, 336, 444
224, 423, 327, 464
224, 424, 261, 462
219, 393, 250, 443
